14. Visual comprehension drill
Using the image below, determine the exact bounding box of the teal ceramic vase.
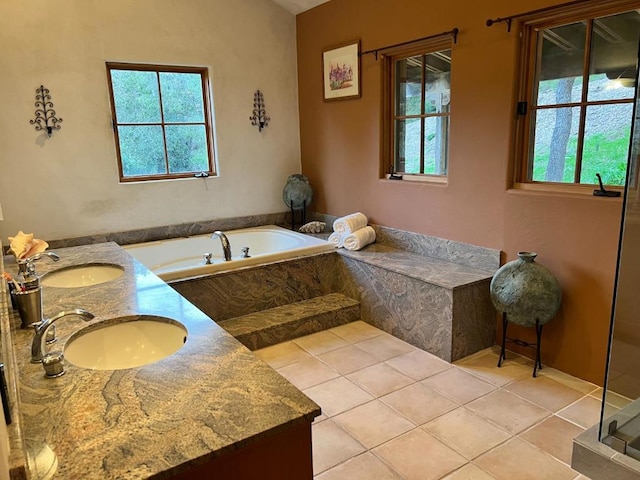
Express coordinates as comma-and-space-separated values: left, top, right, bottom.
283, 174, 313, 210
490, 252, 562, 327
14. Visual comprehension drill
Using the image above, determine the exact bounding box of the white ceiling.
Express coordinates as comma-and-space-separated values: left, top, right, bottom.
271, 0, 329, 15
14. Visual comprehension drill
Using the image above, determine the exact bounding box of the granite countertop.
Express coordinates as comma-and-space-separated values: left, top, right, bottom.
3, 242, 319, 479
337, 243, 494, 290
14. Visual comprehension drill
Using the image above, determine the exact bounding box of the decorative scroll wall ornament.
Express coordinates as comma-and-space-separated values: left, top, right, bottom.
29, 85, 63, 137
249, 90, 269, 132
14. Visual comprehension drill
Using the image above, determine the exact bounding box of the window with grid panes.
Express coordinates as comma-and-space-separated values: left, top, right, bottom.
383, 38, 452, 179
106, 63, 216, 182
517, 3, 640, 188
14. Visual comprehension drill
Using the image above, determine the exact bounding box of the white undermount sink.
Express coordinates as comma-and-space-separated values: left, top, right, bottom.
41, 263, 124, 288
64, 316, 188, 370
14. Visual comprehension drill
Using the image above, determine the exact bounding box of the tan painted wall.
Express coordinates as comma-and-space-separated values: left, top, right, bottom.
297, 0, 628, 384
0, 0, 299, 242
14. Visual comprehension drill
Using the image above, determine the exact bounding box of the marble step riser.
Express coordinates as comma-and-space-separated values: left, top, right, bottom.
232, 304, 360, 350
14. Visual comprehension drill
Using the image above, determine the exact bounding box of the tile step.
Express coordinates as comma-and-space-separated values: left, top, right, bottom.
218, 293, 360, 350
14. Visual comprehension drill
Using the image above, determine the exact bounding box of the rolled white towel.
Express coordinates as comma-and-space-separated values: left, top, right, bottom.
343, 226, 376, 251
333, 212, 368, 234
328, 231, 345, 248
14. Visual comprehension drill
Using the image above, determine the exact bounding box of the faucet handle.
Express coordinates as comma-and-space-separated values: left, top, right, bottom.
44, 324, 56, 344
42, 352, 65, 378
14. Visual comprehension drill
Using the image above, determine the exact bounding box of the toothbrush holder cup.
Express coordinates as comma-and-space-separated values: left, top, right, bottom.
11, 287, 43, 328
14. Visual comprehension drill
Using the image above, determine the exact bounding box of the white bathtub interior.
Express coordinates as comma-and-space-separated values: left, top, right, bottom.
124, 225, 334, 281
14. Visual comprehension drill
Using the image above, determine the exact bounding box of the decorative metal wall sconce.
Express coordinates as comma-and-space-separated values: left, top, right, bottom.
249, 90, 270, 132
30, 85, 63, 137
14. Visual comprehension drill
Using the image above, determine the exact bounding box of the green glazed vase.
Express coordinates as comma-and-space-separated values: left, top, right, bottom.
490, 251, 562, 327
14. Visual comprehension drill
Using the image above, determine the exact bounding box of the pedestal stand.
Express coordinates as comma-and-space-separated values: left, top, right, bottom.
289, 200, 306, 231
497, 312, 544, 377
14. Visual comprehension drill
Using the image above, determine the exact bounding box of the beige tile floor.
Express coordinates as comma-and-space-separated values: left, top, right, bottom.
255, 321, 627, 480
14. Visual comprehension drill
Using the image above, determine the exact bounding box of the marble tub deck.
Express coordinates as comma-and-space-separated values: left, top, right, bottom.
336, 242, 498, 362
1, 243, 319, 479
339, 243, 493, 290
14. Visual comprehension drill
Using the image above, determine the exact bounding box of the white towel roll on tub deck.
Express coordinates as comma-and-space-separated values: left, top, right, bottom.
333, 212, 368, 234
343, 226, 376, 251
328, 231, 345, 248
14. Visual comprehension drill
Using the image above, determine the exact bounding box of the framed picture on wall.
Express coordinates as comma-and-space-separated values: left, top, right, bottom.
322, 40, 361, 101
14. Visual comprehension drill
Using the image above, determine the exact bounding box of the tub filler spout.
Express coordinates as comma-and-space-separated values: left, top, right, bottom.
211, 231, 232, 261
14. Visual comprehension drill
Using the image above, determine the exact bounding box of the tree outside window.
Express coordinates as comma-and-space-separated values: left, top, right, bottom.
106, 63, 216, 182
524, 10, 639, 187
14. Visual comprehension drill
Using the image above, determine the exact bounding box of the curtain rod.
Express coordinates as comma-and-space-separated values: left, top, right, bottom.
360, 28, 459, 60
486, 0, 593, 32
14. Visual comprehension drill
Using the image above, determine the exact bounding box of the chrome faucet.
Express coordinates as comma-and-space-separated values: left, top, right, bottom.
211, 231, 232, 261
18, 251, 60, 289
31, 309, 94, 363
18, 251, 60, 274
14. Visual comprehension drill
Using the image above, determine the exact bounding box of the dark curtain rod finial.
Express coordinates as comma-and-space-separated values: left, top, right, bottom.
486, 0, 592, 32
360, 27, 460, 60
486, 17, 512, 32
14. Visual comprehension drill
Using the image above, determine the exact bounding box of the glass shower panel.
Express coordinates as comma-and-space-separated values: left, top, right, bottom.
600, 47, 640, 460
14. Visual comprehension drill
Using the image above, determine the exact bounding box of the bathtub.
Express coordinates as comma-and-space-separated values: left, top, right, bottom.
124, 225, 334, 282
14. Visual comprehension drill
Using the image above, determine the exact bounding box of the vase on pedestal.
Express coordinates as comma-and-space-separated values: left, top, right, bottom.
283, 174, 313, 230
490, 251, 562, 376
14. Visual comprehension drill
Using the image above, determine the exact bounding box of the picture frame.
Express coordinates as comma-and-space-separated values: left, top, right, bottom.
322, 40, 361, 101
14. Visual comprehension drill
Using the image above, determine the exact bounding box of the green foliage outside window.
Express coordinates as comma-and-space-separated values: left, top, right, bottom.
526, 10, 638, 187
108, 65, 213, 180
393, 49, 451, 176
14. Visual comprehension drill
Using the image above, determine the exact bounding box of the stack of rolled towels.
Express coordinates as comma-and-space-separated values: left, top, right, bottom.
328, 212, 376, 251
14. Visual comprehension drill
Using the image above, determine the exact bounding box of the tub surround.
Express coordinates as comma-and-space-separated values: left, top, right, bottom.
33, 211, 328, 254
41, 212, 291, 250
172, 253, 343, 322
311, 216, 500, 361
338, 243, 498, 362
1, 243, 319, 479
174, 220, 499, 363
312, 213, 500, 271
339, 243, 496, 289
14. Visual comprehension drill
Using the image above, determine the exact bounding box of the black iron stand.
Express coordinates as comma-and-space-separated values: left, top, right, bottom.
497, 312, 544, 377
289, 200, 306, 231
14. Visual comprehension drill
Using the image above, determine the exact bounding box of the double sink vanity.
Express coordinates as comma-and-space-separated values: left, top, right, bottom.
1, 242, 319, 479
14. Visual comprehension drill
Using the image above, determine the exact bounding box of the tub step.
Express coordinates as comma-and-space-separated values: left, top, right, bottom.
218, 293, 360, 350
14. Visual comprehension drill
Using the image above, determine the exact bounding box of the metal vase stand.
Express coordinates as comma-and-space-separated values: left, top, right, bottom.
497, 312, 544, 377
289, 200, 307, 230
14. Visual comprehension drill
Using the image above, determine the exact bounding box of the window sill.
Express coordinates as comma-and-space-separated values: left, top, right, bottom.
120, 173, 217, 184
511, 182, 624, 199
382, 174, 448, 185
